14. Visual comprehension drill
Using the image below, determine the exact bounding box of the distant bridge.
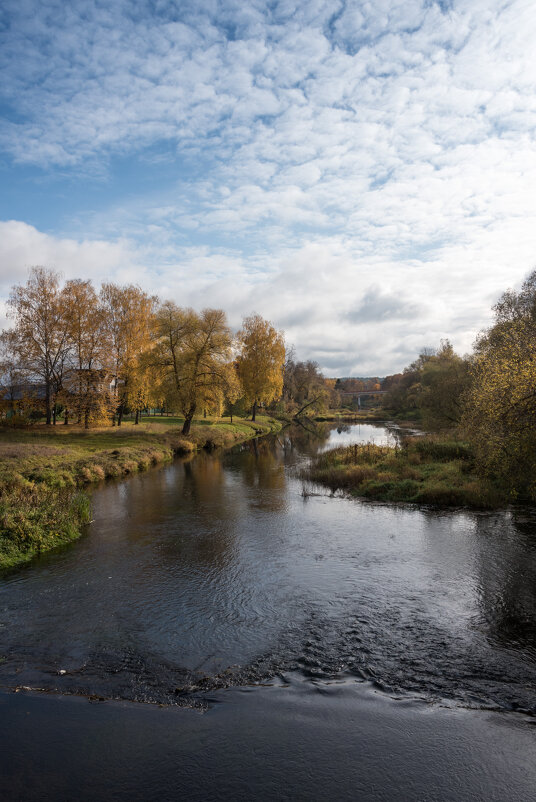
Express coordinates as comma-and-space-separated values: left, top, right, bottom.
340, 390, 387, 410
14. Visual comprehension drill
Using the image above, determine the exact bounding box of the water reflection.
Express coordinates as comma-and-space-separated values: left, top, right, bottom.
0, 423, 535, 711
317, 422, 399, 451
237, 438, 286, 501
474, 511, 536, 658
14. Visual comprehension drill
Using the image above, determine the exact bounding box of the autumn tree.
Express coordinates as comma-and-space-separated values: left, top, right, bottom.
418, 340, 471, 428
6, 267, 70, 425
129, 351, 161, 425
323, 377, 341, 409
463, 271, 536, 497
237, 314, 285, 421
60, 279, 111, 427
0, 330, 29, 419
283, 354, 329, 415
100, 283, 156, 426
382, 350, 437, 417
152, 303, 239, 435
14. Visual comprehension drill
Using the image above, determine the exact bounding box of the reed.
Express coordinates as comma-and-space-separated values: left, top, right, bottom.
303, 436, 505, 508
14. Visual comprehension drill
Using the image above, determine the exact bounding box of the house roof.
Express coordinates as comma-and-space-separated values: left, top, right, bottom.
0, 383, 47, 400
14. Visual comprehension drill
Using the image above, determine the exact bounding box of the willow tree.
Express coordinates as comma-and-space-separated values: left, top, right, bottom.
152, 303, 239, 435
7, 267, 70, 425
237, 314, 285, 421
100, 283, 156, 425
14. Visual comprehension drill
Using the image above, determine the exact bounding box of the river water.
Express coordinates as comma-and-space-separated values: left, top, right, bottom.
1, 423, 535, 800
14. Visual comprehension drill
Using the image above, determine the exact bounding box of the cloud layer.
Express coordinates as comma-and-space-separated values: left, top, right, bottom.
1, 0, 536, 374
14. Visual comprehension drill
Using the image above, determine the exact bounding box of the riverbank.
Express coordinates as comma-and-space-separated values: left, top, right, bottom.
0, 415, 281, 570
313, 409, 387, 423
303, 436, 505, 508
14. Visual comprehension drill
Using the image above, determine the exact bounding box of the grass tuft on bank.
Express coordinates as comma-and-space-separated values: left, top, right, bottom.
303, 436, 506, 508
313, 409, 387, 423
0, 415, 281, 570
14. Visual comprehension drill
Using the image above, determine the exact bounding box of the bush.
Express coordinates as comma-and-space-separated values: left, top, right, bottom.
413, 438, 473, 462
304, 434, 504, 509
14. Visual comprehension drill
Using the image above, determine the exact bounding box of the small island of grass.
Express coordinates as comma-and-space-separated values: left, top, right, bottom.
303, 436, 506, 509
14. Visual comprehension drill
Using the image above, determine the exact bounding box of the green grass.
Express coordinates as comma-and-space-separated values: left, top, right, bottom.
0, 415, 281, 570
303, 436, 507, 508
0, 485, 91, 569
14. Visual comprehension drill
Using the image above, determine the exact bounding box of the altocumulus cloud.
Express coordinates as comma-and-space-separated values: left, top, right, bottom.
1, 0, 536, 374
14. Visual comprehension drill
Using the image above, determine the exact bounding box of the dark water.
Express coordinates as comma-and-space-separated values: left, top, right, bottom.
1, 422, 535, 799
2, 681, 535, 802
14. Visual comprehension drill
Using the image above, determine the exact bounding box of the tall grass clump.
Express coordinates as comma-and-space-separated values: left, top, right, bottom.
304, 436, 506, 509
0, 484, 91, 570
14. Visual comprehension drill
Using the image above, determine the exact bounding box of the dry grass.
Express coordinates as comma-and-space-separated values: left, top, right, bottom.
304, 436, 506, 508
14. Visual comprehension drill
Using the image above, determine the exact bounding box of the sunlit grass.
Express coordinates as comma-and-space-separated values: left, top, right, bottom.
0, 414, 281, 569
304, 436, 506, 508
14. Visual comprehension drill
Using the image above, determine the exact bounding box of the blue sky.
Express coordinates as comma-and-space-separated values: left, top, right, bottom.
1, 0, 536, 374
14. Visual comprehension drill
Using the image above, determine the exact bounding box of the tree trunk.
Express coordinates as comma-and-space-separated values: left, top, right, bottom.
52, 405, 56, 425
117, 403, 124, 427
45, 384, 52, 425
64, 409, 69, 425
251, 400, 257, 421
84, 408, 90, 429
135, 409, 139, 425
181, 404, 196, 435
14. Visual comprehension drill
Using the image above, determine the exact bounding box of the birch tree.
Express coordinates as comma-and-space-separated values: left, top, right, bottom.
7, 267, 70, 425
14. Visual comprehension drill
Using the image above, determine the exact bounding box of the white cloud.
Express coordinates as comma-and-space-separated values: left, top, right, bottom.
1, 219, 534, 375
0, 221, 141, 294
1, 1, 536, 373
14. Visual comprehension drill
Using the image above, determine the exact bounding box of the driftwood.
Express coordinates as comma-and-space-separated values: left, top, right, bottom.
293, 396, 322, 418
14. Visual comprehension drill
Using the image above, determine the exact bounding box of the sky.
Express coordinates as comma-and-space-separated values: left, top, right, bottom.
1, 0, 536, 376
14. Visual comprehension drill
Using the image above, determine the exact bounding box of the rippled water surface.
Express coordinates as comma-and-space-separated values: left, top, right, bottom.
1, 422, 535, 715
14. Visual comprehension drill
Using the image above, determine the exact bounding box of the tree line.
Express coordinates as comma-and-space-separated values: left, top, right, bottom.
382, 269, 536, 499
0, 267, 288, 434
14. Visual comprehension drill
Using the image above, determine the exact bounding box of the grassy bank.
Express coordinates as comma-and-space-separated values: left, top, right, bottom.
313, 409, 387, 423
303, 436, 506, 508
0, 415, 281, 570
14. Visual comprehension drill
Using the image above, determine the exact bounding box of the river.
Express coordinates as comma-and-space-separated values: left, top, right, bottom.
1, 422, 535, 800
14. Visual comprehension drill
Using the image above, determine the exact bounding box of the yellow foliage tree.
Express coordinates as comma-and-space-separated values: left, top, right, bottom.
61, 368, 116, 428
237, 314, 285, 421
152, 303, 239, 435
463, 271, 536, 497
100, 283, 156, 426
